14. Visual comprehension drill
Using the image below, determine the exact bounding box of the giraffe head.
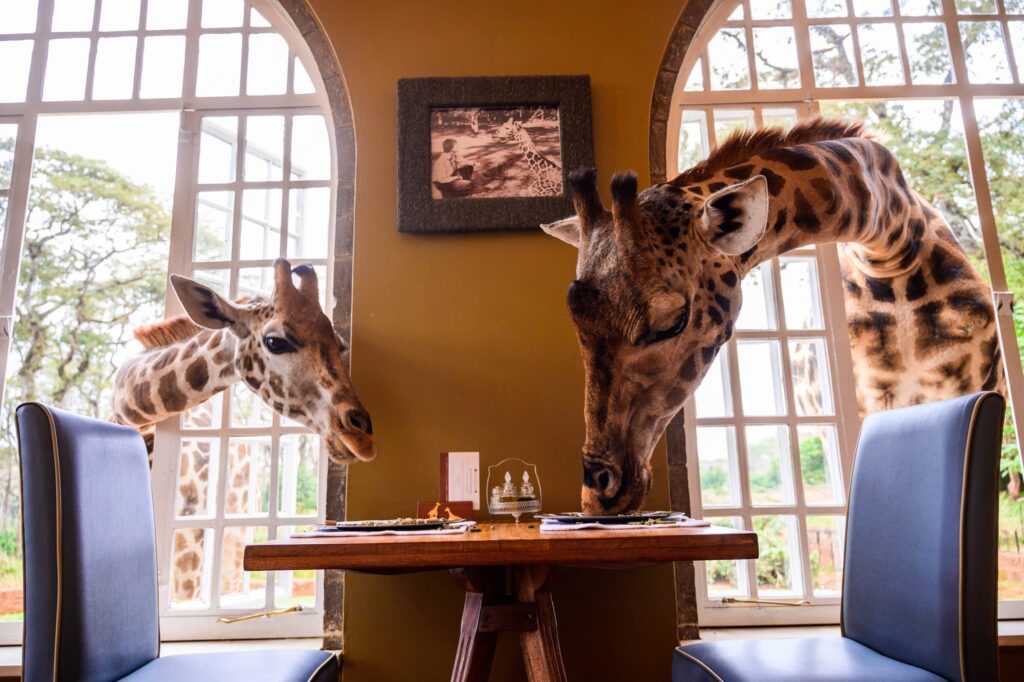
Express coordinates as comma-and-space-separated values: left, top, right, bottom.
493, 116, 522, 141
171, 258, 376, 464
542, 168, 769, 514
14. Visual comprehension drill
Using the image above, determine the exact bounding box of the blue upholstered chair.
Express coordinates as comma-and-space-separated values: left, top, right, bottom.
673, 391, 1005, 682
16, 403, 339, 682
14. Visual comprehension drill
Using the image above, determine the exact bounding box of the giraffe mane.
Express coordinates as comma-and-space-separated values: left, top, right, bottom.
669, 116, 870, 188
133, 315, 203, 349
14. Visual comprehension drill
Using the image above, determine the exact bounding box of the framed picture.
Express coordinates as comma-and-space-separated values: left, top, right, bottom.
397, 75, 593, 233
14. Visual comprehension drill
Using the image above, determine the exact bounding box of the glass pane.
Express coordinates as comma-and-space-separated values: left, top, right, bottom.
858, 23, 904, 85
238, 266, 274, 298
192, 268, 230, 297
140, 35, 186, 99
798, 425, 845, 505
1008, 22, 1024, 78
753, 515, 801, 597
92, 37, 137, 100
274, 527, 318, 607
752, 27, 800, 89
683, 57, 704, 92
713, 108, 754, 143
789, 338, 835, 416
169, 528, 213, 608
1008, 0, 1024, 11
196, 33, 242, 97
226, 437, 272, 515
52, 0, 94, 32
194, 191, 234, 261
745, 424, 795, 505
219, 526, 267, 608
288, 187, 330, 259
728, 4, 744, 20
0, 41, 32, 102
251, 8, 271, 27
0, 0, 37, 33
903, 23, 954, 85
293, 56, 316, 94
199, 117, 237, 183
806, 0, 847, 17
708, 28, 751, 90
809, 24, 859, 87
0, 123, 16, 187
43, 38, 90, 101
807, 515, 845, 597
241, 188, 282, 259
244, 115, 284, 181
737, 339, 787, 416
678, 110, 708, 172
278, 434, 320, 516
174, 438, 218, 517
694, 351, 733, 418
961, 21, 1012, 83
247, 33, 289, 96
147, 0, 188, 29
779, 256, 823, 329
230, 382, 273, 427
181, 393, 222, 430
955, 0, 996, 12
736, 260, 777, 330
99, 0, 140, 30
899, 0, 942, 13
202, 0, 244, 28
705, 517, 747, 597
853, 0, 893, 14
696, 426, 739, 507
751, 1, 791, 19
291, 115, 331, 181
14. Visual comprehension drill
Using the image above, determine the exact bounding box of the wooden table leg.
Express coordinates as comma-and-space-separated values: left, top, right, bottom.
515, 566, 567, 682
450, 567, 502, 682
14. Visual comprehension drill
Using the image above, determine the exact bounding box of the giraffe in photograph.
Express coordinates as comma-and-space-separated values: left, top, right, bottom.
113, 258, 375, 601
540, 118, 1003, 513
493, 116, 563, 196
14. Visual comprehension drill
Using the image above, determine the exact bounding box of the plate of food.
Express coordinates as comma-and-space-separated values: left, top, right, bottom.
535, 511, 673, 525
329, 518, 450, 532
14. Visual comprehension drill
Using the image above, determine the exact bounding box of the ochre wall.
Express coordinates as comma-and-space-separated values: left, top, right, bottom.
309, 1, 688, 679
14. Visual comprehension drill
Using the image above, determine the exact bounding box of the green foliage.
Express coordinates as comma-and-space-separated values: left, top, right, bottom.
800, 435, 826, 486
753, 516, 790, 589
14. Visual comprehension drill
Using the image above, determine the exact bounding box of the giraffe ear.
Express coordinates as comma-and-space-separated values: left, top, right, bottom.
170, 275, 246, 330
701, 175, 769, 255
540, 216, 582, 248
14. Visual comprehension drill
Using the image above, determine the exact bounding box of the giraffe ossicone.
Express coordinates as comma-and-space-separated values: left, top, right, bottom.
543, 117, 1004, 515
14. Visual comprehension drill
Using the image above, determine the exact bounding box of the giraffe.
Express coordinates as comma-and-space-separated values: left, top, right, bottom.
540, 118, 1004, 514
493, 116, 563, 196
112, 258, 375, 602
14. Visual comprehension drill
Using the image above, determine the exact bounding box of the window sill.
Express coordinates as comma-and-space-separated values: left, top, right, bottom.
688, 622, 1024, 647
0, 638, 329, 677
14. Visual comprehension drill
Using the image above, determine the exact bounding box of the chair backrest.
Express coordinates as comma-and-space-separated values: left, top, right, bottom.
842, 391, 1003, 682
17, 403, 159, 682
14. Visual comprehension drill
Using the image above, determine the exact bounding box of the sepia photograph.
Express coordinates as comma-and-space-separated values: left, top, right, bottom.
429, 106, 563, 200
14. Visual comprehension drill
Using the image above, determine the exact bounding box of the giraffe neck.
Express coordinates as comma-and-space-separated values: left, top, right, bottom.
113, 328, 239, 429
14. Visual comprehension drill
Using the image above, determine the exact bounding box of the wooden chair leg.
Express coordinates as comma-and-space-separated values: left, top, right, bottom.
515, 566, 567, 682
451, 590, 499, 682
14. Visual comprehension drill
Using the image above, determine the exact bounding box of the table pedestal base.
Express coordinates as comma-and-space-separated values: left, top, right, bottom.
450, 565, 567, 682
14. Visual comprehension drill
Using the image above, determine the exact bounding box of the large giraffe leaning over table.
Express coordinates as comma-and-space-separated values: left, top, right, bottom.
540, 118, 1004, 514
111, 258, 375, 601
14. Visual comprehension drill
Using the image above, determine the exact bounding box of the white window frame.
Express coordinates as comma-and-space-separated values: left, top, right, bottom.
0, 0, 339, 643
668, 0, 1024, 624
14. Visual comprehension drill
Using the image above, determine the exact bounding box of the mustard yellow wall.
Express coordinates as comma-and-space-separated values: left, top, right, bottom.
309, 1, 688, 679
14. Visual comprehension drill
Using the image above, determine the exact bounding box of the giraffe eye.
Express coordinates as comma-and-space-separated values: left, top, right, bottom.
639, 305, 690, 346
263, 336, 295, 354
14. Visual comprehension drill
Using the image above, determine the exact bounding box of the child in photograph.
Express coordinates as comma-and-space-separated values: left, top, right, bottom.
431, 138, 473, 198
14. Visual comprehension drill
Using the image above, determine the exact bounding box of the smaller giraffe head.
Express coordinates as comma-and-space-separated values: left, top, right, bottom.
171, 259, 376, 464
543, 168, 769, 514
493, 116, 522, 141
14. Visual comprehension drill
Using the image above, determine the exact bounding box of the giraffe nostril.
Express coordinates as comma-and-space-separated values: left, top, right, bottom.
346, 409, 372, 435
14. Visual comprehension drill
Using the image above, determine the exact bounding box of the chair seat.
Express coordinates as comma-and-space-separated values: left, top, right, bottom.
672, 637, 948, 682
119, 649, 338, 682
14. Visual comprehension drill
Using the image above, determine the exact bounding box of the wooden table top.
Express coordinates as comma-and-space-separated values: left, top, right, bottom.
244, 523, 758, 573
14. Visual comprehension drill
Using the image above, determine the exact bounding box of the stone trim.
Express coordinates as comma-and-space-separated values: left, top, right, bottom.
649, 0, 719, 642
275, 0, 355, 653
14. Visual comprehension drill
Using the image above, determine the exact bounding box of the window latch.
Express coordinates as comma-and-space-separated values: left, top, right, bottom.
217, 604, 303, 624
993, 290, 1015, 318
720, 597, 810, 607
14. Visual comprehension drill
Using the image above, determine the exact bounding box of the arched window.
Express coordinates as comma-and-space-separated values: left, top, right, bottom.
0, 0, 351, 642
659, 0, 1024, 627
